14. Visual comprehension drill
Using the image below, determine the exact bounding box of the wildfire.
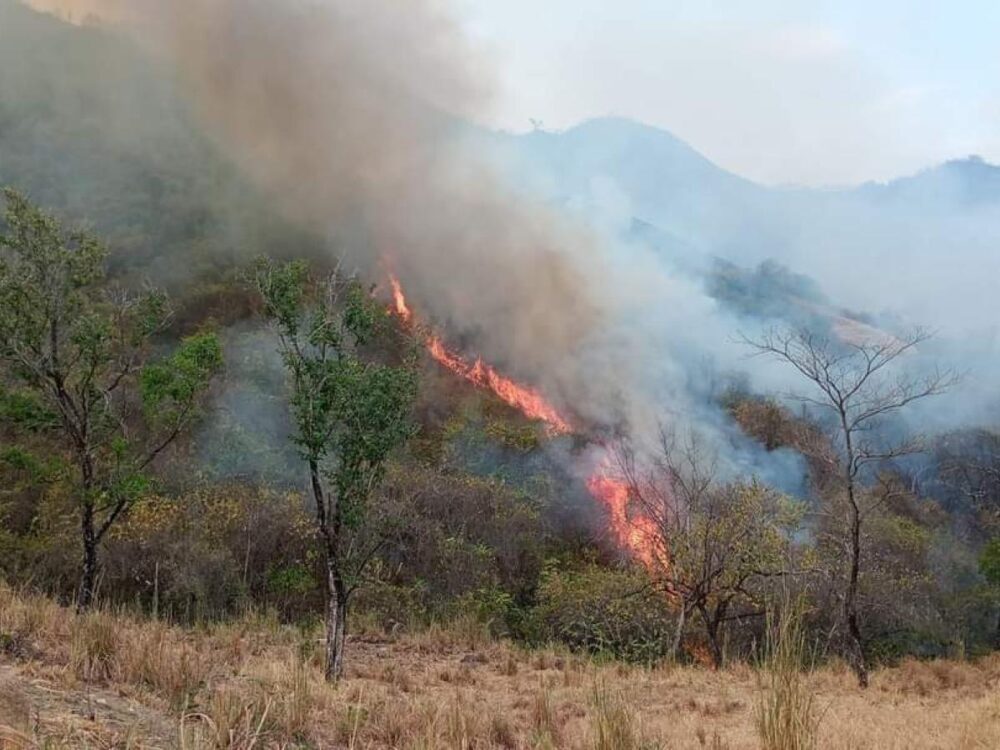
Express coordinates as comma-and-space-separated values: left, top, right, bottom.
386, 273, 665, 571
388, 275, 573, 434
389, 276, 412, 324
587, 472, 667, 572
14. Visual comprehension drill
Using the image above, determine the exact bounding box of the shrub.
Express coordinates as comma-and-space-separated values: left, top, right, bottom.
70, 611, 120, 682
104, 484, 316, 621
532, 564, 676, 664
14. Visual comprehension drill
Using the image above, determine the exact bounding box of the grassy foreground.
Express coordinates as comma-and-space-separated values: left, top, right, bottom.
1, 584, 999, 749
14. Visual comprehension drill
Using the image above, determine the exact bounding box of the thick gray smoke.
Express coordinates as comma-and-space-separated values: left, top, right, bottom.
489, 117, 1000, 447
12, 1, 826, 490
24, 0, 611, 408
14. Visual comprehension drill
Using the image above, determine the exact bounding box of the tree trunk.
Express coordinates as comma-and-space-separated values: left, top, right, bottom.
669, 603, 687, 662
309, 459, 349, 683
840, 414, 870, 689
844, 487, 870, 688
78, 500, 98, 612
698, 604, 724, 669
325, 568, 348, 682
706, 625, 723, 669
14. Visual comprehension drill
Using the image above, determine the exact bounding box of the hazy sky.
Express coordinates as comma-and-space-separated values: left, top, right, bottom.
457, 0, 1000, 186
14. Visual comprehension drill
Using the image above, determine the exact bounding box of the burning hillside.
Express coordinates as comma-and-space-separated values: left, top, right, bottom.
21, 0, 677, 577
390, 275, 574, 435
388, 273, 664, 570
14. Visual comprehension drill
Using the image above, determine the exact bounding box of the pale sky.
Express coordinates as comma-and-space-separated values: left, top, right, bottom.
456, 0, 1000, 186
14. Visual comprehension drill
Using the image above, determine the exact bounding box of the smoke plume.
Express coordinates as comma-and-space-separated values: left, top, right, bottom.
15, 0, 815, 490
24, 0, 609, 408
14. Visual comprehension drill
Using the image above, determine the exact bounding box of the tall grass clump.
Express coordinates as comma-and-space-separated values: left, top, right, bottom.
70, 610, 120, 682
590, 680, 659, 750
117, 624, 208, 710
755, 598, 820, 750
532, 681, 559, 748
180, 686, 276, 750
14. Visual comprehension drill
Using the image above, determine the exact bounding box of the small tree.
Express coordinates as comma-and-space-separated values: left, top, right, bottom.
742, 327, 954, 686
981, 538, 1000, 647
0, 188, 222, 610
252, 258, 417, 681
617, 437, 803, 668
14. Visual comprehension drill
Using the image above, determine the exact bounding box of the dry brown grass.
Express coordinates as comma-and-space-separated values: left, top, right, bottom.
754, 605, 818, 750
1, 582, 1000, 749
588, 680, 657, 750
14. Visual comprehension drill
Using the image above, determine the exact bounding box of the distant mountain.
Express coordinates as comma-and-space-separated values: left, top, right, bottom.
502, 117, 1000, 334
513, 117, 763, 215
509, 116, 1000, 212
857, 156, 1000, 207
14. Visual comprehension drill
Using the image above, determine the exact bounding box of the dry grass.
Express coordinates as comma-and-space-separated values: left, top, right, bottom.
754, 604, 819, 750
589, 681, 657, 750
1, 582, 999, 749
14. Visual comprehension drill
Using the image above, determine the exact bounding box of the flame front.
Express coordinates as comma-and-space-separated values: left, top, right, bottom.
390, 276, 412, 324
389, 275, 572, 434
587, 472, 667, 572
387, 273, 666, 570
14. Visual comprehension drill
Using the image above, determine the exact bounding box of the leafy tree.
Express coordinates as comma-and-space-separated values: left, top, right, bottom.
252, 258, 417, 681
617, 437, 803, 667
742, 327, 954, 686
0, 188, 222, 610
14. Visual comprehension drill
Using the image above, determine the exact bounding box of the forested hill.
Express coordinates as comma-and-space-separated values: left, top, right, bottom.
0, 0, 322, 289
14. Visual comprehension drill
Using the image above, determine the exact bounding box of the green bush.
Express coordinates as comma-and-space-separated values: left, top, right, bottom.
352, 576, 431, 631
981, 539, 1000, 586
531, 563, 676, 664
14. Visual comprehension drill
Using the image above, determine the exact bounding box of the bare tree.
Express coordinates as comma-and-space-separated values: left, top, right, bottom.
742, 327, 955, 686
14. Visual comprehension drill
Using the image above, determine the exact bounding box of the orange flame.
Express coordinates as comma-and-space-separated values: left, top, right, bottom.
388, 275, 572, 434
390, 276, 412, 324
386, 273, 666, 570
587, 471, 667, 572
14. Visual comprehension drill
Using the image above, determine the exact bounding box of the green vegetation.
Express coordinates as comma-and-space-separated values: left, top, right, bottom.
0, 189, 221, 610
252, 258, 418, 681
1, 184, 998, 686
0, 184, 998, 678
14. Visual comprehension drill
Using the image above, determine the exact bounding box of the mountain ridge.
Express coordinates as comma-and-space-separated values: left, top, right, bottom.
522, 115, 1000, 199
